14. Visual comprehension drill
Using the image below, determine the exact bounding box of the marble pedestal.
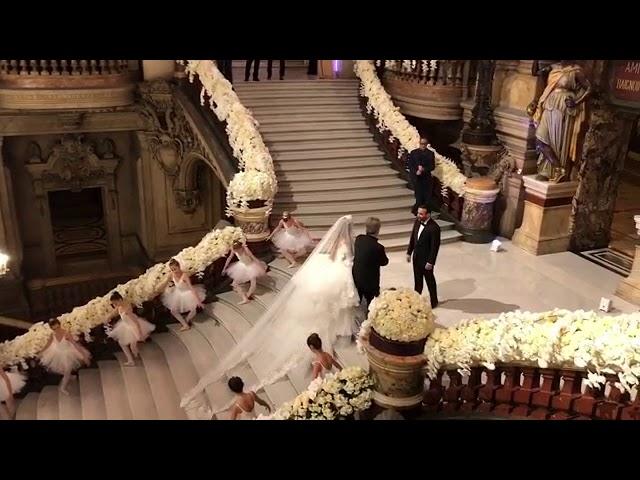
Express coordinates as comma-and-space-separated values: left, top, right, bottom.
512, 175, 578, 256
459, 176, 500, 244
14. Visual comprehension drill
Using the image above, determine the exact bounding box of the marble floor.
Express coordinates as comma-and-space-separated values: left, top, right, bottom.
377, 237, 638, 329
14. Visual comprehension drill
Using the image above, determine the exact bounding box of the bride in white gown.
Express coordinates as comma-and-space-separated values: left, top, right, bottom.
180, 215, 361, 417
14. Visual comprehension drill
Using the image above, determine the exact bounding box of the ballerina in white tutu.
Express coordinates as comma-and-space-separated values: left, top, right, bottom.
0, 368, 26, 419
39, 318, 91, 395
222, 241, 268, 305
306, 333, 342, 380
268, 212, 316, 268
160, 258, 206, 331
107, 292, 156, 366
226, 376, 271, 420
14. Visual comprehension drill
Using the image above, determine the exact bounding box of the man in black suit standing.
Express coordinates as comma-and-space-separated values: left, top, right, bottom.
244, 59, 261, 82
407, 137, 435, 215
406, 205, 441, 308
267, 60, 285, 80
352, 217, 389, 310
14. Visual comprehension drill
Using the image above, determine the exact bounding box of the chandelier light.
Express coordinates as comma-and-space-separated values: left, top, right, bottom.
0, 251, 9, 276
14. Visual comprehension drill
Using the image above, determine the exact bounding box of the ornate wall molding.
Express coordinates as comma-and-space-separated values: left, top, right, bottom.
137, 80, 222, 213
0, 86, 135, 110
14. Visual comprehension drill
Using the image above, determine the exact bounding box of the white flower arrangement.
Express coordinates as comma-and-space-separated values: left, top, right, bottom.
353, 60, 467, 195
362, 288, 435, 343
183, 60, 277, 212
226, 170, 277, 208
257, 366, 374, 420
0, 226, 245, 368
424, 309, 640, 395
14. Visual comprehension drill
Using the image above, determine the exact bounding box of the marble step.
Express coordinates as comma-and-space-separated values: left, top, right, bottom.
166, 324, 227, 413
36, 385, 60, 420
276, 176, 406, 193
274, 156, 390, 172
276, 165, 396, 182
263, 129, 371, 143
58, 378, 82, 420
260, 120, 369, 134
268, 138, 374, 153
78, 368, 108, 420
250, 105, 360, 116
114, 352, 158, 420
152, 332, 214, 420
242, 96, 360, 108
98, 360, 134, 420
273, 146, 382, 161
272, 198, 414, 217
138, 342, 187, 419
15, 392, 39, 420
199, 297, 298, 408
257, 112, 365, 125
239, 90, 360, 101
275, 185, 410, 204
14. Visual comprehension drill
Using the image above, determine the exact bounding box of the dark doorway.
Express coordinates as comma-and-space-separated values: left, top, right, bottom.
48, 188, 108, 262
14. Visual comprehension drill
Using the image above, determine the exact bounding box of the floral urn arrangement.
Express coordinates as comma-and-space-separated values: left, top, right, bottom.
357, 288, 435, 410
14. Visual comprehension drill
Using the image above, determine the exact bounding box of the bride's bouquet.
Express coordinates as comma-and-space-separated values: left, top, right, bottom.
256, 366, 374, 420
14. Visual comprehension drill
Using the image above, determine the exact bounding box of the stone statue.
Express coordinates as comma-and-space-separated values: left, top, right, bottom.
527, 60, 592, 183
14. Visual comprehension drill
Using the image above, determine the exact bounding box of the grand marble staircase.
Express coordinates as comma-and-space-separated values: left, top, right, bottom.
13, 259, 366, 420
233, 78, 463, 251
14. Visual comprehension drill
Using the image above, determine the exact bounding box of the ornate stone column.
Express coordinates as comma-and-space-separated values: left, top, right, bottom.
459, 176, 500, 243
512, 175, 579, 255
461, 60, 502, 175
615, 216, 640, 306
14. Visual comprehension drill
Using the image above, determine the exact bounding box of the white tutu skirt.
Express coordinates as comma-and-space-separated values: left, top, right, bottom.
40, 340, 90, 375
226, 260, 267, 284
272, 229, 314, 253
0, 371, 26, 401
108, 315, 156, 346
161, 283, 206, 313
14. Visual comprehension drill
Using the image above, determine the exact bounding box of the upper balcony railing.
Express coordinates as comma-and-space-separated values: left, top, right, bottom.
0, 60, 136, 109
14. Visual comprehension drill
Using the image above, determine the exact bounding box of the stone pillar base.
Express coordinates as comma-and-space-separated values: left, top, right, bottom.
512, 176, 578, 256
230, 205, 274, 263
364, 336, 426, 411
616, 245, 640, 306
460, 176, 500, 244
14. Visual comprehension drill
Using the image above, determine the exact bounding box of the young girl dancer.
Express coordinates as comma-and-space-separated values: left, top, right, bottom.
268, 211, 315, 268
226, 376, 271, 420
0, 368, 26, 419
160, 258, 206, 331
39, 318, 91, 395
222, 242, 268, 305
107, 292, 156, 366
306, 333, 343, 380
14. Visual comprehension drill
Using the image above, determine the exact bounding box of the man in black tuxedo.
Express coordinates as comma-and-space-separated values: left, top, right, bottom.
352, 217, 389, 309
406, 205, 441, 308
244, 59, 261, 81
267, 60, 285, 80
407, 137, 435, 215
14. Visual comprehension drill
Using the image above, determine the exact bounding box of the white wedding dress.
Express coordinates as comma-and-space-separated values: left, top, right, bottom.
181, 215, 361, 417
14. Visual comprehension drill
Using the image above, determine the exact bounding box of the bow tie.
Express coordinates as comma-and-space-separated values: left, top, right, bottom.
420, 222, 427, 226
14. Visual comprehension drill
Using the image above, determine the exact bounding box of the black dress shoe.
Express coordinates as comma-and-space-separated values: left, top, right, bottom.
431, 301, 439, 309
253, 77, 260, 82
279, 76, 284, 80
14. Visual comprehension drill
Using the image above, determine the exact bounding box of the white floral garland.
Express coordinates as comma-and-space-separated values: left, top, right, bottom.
0, 226, 245, 368
361, 288, 435, 343
183, 60, 277, 212
353, 60, 467, 195
257, 366, 374, 420
424, 309, 640, 394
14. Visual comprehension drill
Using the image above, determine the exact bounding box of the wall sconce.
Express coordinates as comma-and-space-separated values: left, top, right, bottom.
0, 251, 9, 276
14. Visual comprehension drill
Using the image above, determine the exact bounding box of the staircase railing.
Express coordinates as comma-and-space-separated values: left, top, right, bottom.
424, 365, 640, 420
354, 60, 468, 223
0, 226, 245, 369
181, 61, 277, 215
